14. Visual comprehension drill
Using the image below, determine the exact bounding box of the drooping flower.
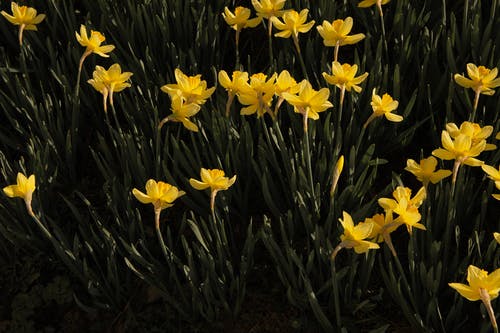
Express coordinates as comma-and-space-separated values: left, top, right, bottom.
366, 212, 401, 257
132, 180, 185, 229
158, 95, 201, 131
323, 61, 368, 105
251, 0, 286, 19
454, 64, 500, 113
190, 168, 236, 213
449, 265, 500, 331
481, 164, 500, 200
270, 9, 315, 39
237, 73, 276, 118
282, 79, 333, 132
405, 156, 452, 187
1, 2, 45, 46
87, 64, 133, 113
331, 211, 380, 260
445, 121, 496, 151
363, 89, 402, 128
378, 186, 426, 234
316, 17, 365, 61
3, 172, 36, 216
161, 68, 215, 105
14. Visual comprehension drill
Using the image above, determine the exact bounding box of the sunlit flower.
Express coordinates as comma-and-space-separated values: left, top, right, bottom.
132, 179, 185, 229
323, 61, 368, 105
88, 64, 133, 113
454, 64, 500, 112
237, 73, 276, 118
445, 121, 496, 151
331, 211, 379, 260
1, 2, 45, 46
219, 70, 249, 117
482, 164, 500, 200
75, 25, 115, 58
405, 156, 452, 187
432, 131, 486, 184
273, 70, 300, 116
378, 186, 426, 234
189, 168, 237, 213
223, 6, 262, 31
161, 68, 215, 105
158, 96, 201, 131
3, 172, 36, 216
449, 265, 500, 331
282, 79, 333, 132
366, 212, 401, 257
271, 9, 315, 39
251, 0, 286, 19
363, 89, 402, 128
316, 17, 365, 61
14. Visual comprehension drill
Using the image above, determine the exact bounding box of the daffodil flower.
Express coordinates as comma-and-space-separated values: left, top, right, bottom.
494, 232, 500, 244
445, 121, 496, 151
189, 168, 236, 213
251, 0, 286, 19
365, 212, 401, 256
88, 64, 133, 113
378, 186, 426, 234
3, 172, 36, 216
132, 179, 185, 229
282, 80, 333, 132
454, 64, 500, 113
237, 73, 276, 118
432, 131, 486, 184
331, 211, 380, 260
481, 164, 500, 200
405, 156, 452, 188
161, 68, 215, 105
449, 265, 500, 331
158, 95, 201, 131
219, 70, 249, 117
323, 61, 368, 106
316, 17, 365, 62
363, 89, 402, 128
1, 2, 45, 46
273, 70, 299, 115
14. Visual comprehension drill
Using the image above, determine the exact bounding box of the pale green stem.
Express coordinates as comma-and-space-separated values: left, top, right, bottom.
225, 93, 235, 118
470, 89, 480, 122
303, 109, 318, 212
154, 207, 172, 264
377, 3, 388, 57
18, 24, 25, 47
480, 288, 498, 333
334, 41, 340, 62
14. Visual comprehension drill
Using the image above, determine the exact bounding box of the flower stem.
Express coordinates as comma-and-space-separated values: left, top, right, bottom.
268, 18, 274, 72
18, 24, 25, 47
292, 34, 308, 80
470, 89, 480, 122
331, 258, 342, 329
235, 29, 241, 70
377, 3, 388, 58
225, 93, 235, 118
303, 110, 319, 213
480, 288, 498, 333
334, 41, 340, 63
154, 208, 172, 264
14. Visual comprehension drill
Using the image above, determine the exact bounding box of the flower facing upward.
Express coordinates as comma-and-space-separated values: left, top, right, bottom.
432, 132, 486, 166
161, 68, 215, 105
454, 64, 500, 96
363, 89, 402, 128
445, 121, 496, 151
1, 2, 45, 45
189, 168, 237, 213
378, 186, 426, 234
405, 156, 452, 187
270, 9, 315, 39
331, 211, 379, 260
481, 164, 500, 200
358, 0, 391, 8
88, 64, 133, 113
159, 96, 201, 132
3, 172, 36, 216
316, 17, 365, 48
323, 62, 369, 93
75, 25, 115, 57
449, 265, 500, 330
274, 70, 300, 97
222, 6, 262, 31
251, 0, 286, 19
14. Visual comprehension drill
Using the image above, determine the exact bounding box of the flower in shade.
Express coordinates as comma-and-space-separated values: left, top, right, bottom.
75, 25, 115, 58
449, 265, 500, 331
363, 89, 402, 128
223, 6, 262, 31
159, 95, 201, 131
161, 68, 215, 105
270, 9, 315, 39
331, 211, 379, 260
1, 2, 45, 46
366, 212, 401, 257
88, 64, 133, 113
132, 179, 185, 229
404, 156, 452, 187
445, 121, 496, 151
3, 172, 36, 216
251, 0, 286, 19
282, 79, 333, 131
378, 186, 426, 234
481, 164, 500, 200
494, 232, 500, 244
358, 0, 391, 8
189, 168, 237, 213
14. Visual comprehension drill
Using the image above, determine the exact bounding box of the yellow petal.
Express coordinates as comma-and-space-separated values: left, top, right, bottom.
448, 283, 480, 301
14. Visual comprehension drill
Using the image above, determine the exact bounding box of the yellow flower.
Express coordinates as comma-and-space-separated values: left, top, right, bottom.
365, 212, 401, 256
218, 70, 249, 96
330, 155, 344, 196
316, 17, 365, 61
189, 168, 237, 213
323, 61, 368, 105
454, 64, 500, 96
132, 179, 185, 229
404, 156, 452, 187
445, 121, 496, 151
331, 211, 379, 260
494, 232, 500, 244
222, 6, 262, 31
3, 172, 36, 216
482, 164, 500, 200
159, 96, 201, 131
274, 70, 300, 96
363, 89, 402, 128
161, 68, 215, 105
282, 80, 333, 131
75, 25, 115, 58
251, 0, 286, 19
449, 265, 500, 330
88, 64, 133, 113
378, 186, 426, 234
237, 73, 276, 118
1, 2, 45, 46
358, 0, 391, 8
270, 9, 315, 39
